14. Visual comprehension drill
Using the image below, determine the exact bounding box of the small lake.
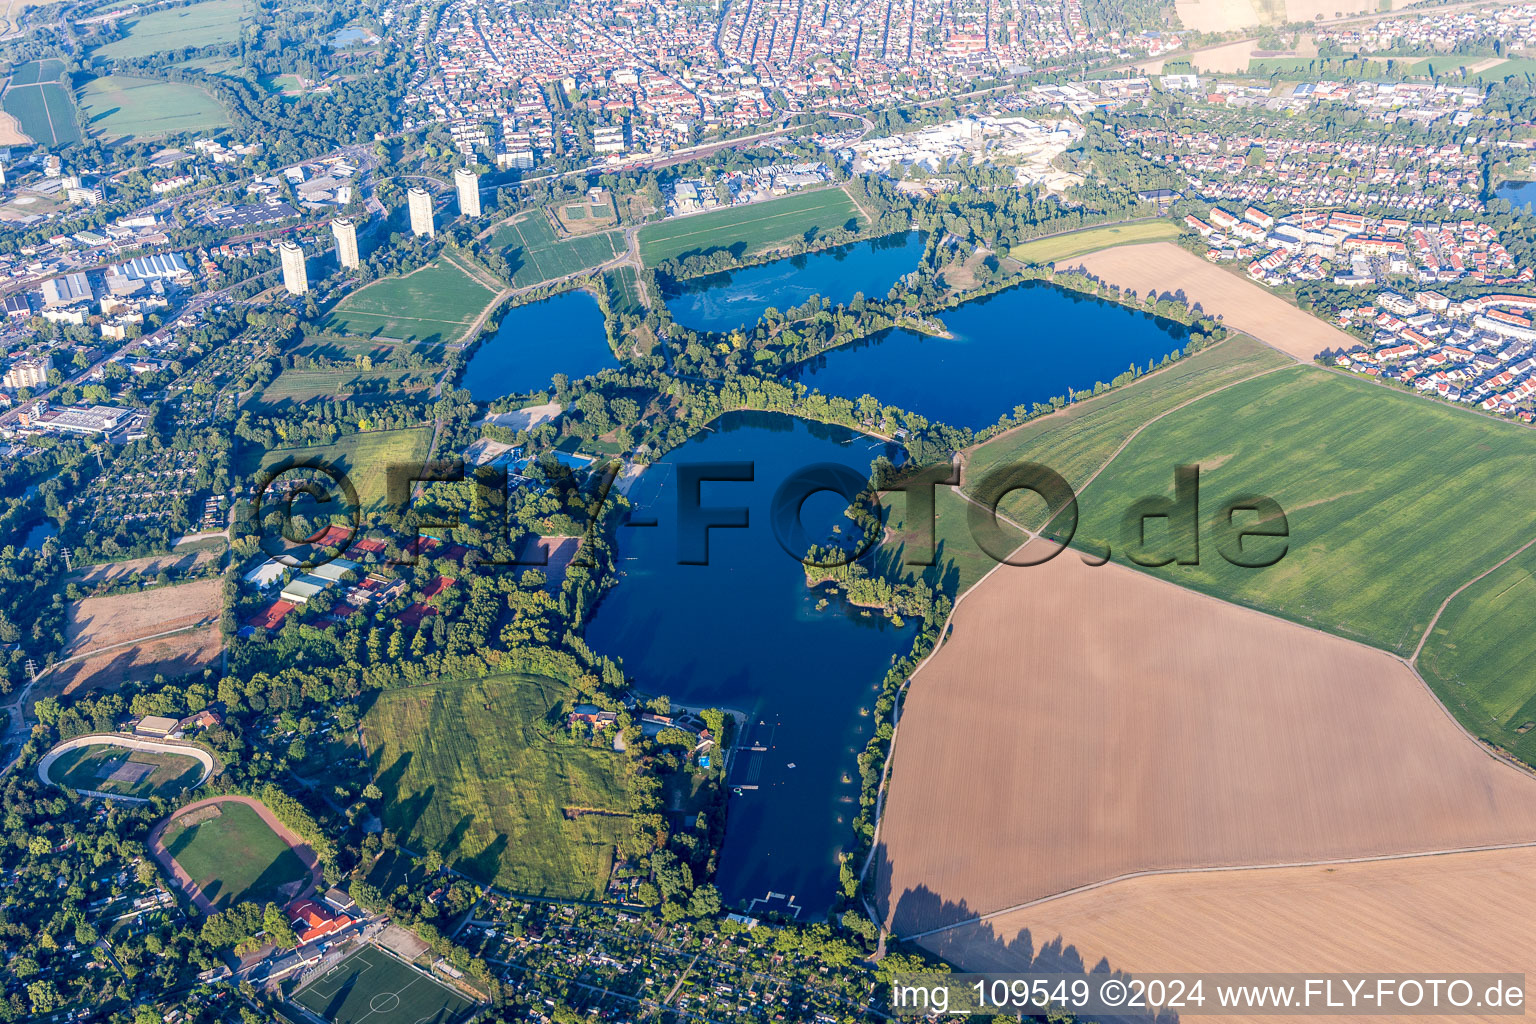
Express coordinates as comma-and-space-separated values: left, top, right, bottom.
329, 27, 379, 48
789, 280, 1191, 430
461, 291, 618, 400
583, 412, 915, 917
21, 520, 56, 549
1497, 179, 1536, 212
663, 232, 923, 333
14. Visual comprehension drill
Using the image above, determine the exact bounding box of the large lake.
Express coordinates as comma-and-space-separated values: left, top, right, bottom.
583, 412, 914, 917
1497, 179, 1536, 212
790, 280, 1191, 430
460, 291, 618, 400
663, 232, 922, 333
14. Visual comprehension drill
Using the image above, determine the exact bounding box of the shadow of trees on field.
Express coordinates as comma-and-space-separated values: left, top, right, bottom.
873, 845, 1179, 1024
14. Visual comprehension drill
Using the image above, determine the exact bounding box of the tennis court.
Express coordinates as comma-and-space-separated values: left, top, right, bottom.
292, 945, 475, 1024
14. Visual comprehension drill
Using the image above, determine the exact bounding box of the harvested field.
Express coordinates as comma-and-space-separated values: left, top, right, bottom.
877, 545, 1536, 936
1174, 0, 1263, 31
71, 546, 224, 587
47, 577, 223, 694
1067, 242, 1355, 361
47, 628, 223, 695
920, 847, 1536, 1023
63, 577, 222, 657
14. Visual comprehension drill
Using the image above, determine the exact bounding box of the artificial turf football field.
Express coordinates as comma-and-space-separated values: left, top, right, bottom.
292, 945, 475, 1024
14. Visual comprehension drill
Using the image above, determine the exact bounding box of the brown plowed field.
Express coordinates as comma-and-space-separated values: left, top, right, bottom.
1068, 242, 1356, 361
920, 846, 1536, 1024
877, 545, 1536, 936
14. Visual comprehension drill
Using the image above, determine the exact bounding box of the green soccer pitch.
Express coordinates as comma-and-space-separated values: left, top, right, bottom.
292, 945, 475, 1024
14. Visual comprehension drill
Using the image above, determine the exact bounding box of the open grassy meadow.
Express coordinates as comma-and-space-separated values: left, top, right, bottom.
293, 945, 475, 1024
318, 257, 500, 347
93, 0, 250, 59
46, 743, 205, 797
637, 187, 864, 266
243, 427, 433, 515
3, 60, 80, 146
492, 213, 623, 288
1009, 220, 1180, 265
989, 364, 1536, 654
364, 673, 632, 899
161, 801, 308, 909
255, 366, 437, 409
77, 75, 228, 140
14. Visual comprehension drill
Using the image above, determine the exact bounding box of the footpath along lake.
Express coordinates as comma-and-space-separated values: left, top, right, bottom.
662, 232, 923, 333
789, 280, 1191, 430
461, 290, 618, 399
584, 412, 915, 917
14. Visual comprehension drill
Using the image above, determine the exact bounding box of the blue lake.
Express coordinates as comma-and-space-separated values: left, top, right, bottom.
790, 280, 1191, 430
461, 291, 618, 400
21, 520, 56, 549
1497, 179, 1536, 212
583, 412, 914, 917
663, 232, 923, 333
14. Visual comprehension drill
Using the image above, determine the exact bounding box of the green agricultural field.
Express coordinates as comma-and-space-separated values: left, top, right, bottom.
93, 0, 250, 59
318, 257, 501, 347
1418, 545, 1536, 765
243, 427, 433, 515
8, 58, 64, 86
1010, 220, 1180, 265
255, 366, 436, 409
876, 483, 1023, 599
604, 265, 645, 317
1472, 58, 1536, 83
47, 743, 205, 797
966, 335, 1295, 531
3, 76, 81, 146
161, 801, 308, 909
638, 187, 864, 266
365, 672, 632, 899
77, 75, 228, 140
1009, 365, 1536, 654
492, 213, 623, 288
293, 945, 475, 1024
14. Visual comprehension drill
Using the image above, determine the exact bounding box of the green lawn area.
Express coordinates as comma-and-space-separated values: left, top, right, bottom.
1419, 545, 1536, 765
161, 800, 308, 909
2, 78, 81, 146
637, 187, 865, 266
1010, 365, 1536, 654
93, 0, 250, 59
47, 743, 204, 798
364, 672, 632, 899
255, 366, 436, 409
318, 257, 500, 347
491, 213, 623, 288
293, 945, 475, 1024
1009, 220, 1180, 265
77, 75, 228, 140
242, 427, 433, 515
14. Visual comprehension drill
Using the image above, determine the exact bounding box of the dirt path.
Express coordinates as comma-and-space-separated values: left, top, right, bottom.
148, 795, 323, 913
